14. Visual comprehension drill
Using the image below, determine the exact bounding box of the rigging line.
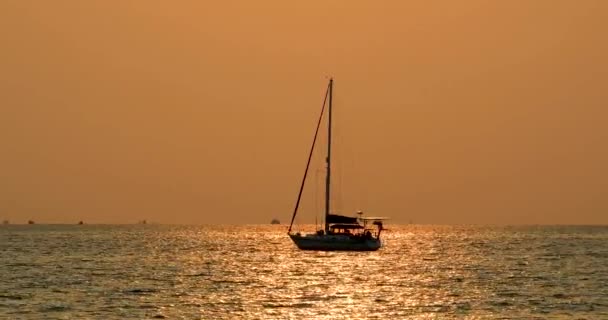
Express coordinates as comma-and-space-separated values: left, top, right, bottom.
333, 92, 343, 214
315, 168, 321, 231
314, 170, 321, 230
288, 82, 331, 233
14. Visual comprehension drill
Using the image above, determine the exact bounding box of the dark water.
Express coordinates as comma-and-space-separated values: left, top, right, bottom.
1, 224, 607, 319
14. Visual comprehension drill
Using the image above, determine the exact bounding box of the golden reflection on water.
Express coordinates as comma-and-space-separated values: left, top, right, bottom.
156, 224, 605, 319
1, 224, 606, 319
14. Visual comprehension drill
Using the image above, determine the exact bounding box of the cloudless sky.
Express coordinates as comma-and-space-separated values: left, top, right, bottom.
1, 1, 607, 224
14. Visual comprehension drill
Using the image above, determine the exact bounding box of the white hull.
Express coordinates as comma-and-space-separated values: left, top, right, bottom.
289, 233, 382, 251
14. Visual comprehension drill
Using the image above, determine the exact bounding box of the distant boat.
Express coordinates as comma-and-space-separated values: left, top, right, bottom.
78, 221, 84, 225
271, 218, 280, 225
28, 220, 35, 225
287, 79, 388, 251
2, 220, 8, 225
138, 220, 147, 225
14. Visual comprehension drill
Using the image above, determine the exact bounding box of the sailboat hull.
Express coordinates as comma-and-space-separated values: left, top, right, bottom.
289, 233, 382, 251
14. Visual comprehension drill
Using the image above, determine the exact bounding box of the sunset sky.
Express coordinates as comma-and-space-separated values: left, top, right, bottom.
1, 1, 607, 224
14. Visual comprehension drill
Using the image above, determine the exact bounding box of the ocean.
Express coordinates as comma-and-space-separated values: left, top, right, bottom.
1, 224, 607, 319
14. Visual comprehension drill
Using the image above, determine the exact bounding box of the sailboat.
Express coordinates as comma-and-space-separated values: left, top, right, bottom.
287, 78, 387, 251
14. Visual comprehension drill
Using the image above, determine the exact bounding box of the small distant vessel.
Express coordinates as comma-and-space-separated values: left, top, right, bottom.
138, 220, 147, 225
28, 220, 35, 225
78, 221, 84, 225
271, 218, 280, 225
2, 220, 8, 225
287, 79, 387, 251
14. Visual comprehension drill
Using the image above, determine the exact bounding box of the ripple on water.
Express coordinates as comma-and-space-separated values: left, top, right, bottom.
1, 224, 607, 319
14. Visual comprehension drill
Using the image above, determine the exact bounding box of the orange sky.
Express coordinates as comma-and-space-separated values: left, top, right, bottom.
1, 1, 607, 224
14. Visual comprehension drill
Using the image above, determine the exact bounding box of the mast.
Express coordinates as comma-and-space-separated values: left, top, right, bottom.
287, 82, 330, 233
325, 78, 333, 233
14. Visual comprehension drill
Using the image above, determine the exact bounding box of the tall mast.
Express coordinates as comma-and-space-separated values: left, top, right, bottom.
325, 78, 333, 232
287, 82, 330, 234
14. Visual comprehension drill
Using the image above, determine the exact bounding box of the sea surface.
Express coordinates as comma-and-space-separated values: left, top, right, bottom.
1, 224, 607, 319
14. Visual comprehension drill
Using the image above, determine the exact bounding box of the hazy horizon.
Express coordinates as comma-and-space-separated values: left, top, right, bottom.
2, 1, 607, 225
3, 221, 608, 226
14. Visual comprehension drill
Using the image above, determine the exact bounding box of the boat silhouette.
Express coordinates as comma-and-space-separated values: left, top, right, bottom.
287, 79, 388, 251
